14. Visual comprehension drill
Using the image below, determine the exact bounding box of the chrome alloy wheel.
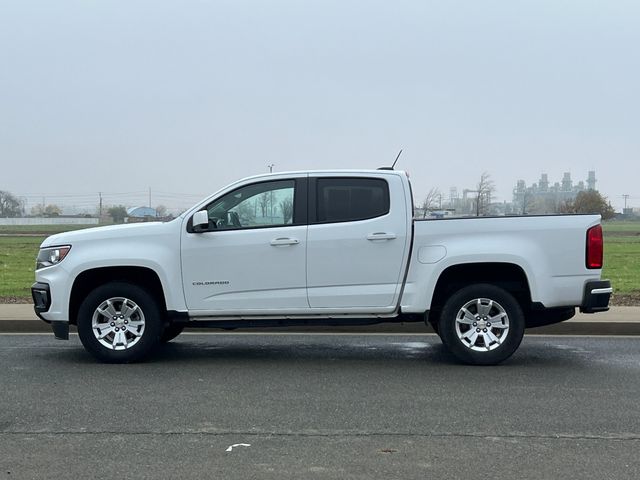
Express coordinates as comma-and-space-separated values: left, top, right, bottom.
454, 298, 510, 352
91, 297, 146, 350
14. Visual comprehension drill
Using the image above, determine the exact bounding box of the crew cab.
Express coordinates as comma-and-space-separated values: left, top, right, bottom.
32, 170, 612, 364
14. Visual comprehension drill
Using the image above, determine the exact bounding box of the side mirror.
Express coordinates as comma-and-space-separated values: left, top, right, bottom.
192, 210, 209, 232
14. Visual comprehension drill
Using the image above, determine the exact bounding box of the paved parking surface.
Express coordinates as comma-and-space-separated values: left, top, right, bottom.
1, 334, 639, 479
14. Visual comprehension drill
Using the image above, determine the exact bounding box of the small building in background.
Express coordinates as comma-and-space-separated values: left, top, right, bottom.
126, 206, 157, 219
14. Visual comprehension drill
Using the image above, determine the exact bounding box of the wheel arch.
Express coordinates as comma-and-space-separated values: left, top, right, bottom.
69, 266, 167, 325
430, 262, 533, 326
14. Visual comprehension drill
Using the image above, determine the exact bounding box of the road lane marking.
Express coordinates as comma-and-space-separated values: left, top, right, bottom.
226, 443, 251, 452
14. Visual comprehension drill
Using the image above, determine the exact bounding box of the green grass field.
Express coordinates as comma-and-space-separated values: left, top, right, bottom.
601, 220, 640, 234
0, 224, 99, 235
1, 220, 639, 302
603, 240, 640, 294
0, 237, 43, 298
602, 221, 640, 297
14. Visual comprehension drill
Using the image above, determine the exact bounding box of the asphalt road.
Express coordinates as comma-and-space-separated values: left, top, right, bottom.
1, 333, 639, 479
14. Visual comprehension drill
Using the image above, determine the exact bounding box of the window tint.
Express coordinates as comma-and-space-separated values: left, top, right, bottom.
316, 178, 390, 223
206, 180, 295, 230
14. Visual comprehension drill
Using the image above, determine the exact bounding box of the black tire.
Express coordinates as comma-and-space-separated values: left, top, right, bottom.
77, 282, 163, 363
160, 324, 184, 343
428, 319, 440, 335
438, 283, 525, 365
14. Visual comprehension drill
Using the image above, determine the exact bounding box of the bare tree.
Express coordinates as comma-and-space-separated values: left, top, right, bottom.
155, 205, 168, 217
31, 204, 44, 216
475, 172, 494, 216
45, 204, 62, 216
559, 190, 616, 220
420, 188, 441, 218
32, 204, 62, 217
279, 197, 294, 224
519, 191, 534, 215
0, 191, 23, 217
258, 193, 270, 218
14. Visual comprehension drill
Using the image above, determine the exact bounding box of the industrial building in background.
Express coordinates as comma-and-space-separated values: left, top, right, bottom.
416, 171, 607, 218
512, 171, 597, 215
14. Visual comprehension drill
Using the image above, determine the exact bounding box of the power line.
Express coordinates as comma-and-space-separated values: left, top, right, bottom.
153, 191, 207, 198
15, 190, 147, 197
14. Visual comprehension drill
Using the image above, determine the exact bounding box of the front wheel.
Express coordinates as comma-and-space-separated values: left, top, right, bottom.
77, 282, 163, 363
438, 284, 525, 365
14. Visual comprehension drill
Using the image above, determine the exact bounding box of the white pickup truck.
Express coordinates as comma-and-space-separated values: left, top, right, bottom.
32, 169, 611, 365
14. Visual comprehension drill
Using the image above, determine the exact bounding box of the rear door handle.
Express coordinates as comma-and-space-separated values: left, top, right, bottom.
270, 237, 300, 246
366, 232, 397, 241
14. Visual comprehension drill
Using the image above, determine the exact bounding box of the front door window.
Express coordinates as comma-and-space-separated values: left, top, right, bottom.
206, 180, 295, 230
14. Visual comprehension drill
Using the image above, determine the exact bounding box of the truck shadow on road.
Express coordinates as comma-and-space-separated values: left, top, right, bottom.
42, 335, 591, 370
44, 337, 456, 365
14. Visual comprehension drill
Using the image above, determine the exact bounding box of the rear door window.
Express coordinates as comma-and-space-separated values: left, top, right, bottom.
316, 178, 390, 223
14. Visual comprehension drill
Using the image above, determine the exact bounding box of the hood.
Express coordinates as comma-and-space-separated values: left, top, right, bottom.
41, 221, 174, 248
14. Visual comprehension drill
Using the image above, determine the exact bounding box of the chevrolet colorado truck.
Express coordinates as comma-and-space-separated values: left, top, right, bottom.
32, 169, 612, 365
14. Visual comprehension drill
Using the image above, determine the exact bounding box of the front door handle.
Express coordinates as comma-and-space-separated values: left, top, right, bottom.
366, 232, 397, 241
270, 237, 300, 246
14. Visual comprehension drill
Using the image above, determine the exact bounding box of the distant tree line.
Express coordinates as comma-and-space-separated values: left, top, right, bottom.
31, 204, 62, 217
0, 190, 65, 218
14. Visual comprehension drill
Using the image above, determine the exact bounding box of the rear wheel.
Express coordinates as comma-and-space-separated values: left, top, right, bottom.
438, 283, 525, 365
77, 282, 163, 363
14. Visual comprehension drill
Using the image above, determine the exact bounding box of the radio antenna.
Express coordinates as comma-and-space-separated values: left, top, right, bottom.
377, 148, 404, 171
391, 149, 403, 169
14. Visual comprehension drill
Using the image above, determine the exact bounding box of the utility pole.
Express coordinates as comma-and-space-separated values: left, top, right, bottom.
623, 194, 629, 210
149, 187, 151, 208
99, 192, 103, 218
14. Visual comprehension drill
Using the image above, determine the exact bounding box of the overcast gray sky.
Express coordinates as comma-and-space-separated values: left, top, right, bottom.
1, 0, 638, 212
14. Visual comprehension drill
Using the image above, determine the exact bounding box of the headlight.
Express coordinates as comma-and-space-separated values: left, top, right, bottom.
36, 246, 71, 270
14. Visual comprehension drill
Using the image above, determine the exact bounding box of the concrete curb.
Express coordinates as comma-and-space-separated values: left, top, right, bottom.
1, 304, 639, 336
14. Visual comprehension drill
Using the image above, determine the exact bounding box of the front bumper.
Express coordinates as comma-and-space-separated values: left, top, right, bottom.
31, 282, 68, 340
580, 279, 612, 313
31, 282, 51, 319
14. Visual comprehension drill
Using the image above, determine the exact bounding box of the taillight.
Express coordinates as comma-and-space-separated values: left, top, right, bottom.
586, 225, 603, 269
